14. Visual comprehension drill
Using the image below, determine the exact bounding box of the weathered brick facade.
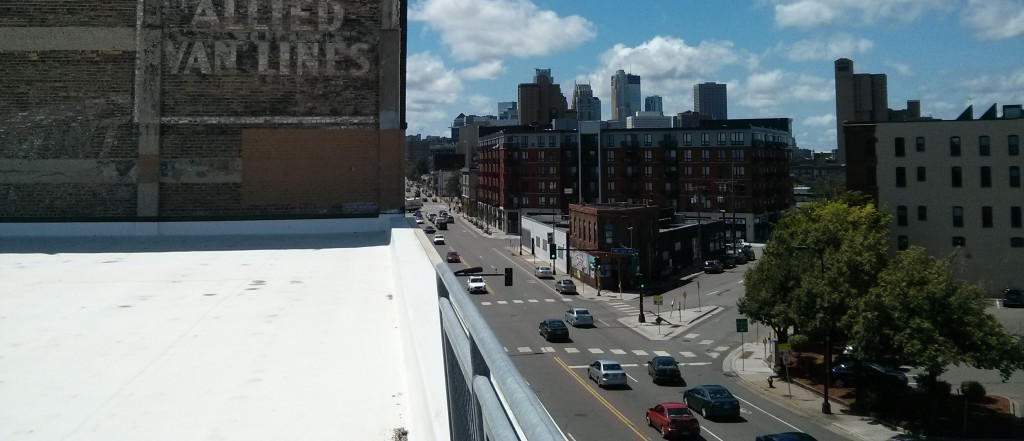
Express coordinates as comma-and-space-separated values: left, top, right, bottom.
0, 0, 406, 220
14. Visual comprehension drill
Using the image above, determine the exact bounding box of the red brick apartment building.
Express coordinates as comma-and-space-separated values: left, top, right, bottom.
475, 119, 794, 242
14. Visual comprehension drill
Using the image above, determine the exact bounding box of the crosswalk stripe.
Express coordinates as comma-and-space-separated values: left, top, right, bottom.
698, 339, 713, 345
713, 346, 730, 352
528, 299, 539, 303
684, 333, 700, 339
680, 351, 697, 358
708, 352, 720, 358
544, 299, 556, 302
497, 301, 508, 305
513, 299, 524, 303
632, 350, 648, 356
542, 347, 555, 353
565, 348, 580, 353
589, 348, 604, 354
480, 301, 492, 305
653, 350, 671, 356
610, 349, 627, 355
518, 347, 531, 353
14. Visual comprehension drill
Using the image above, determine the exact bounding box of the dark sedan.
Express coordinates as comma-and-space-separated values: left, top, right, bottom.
538, 319, 569, 342
830, 360, 908, 388
446, 251, 461, 263
756, 433, 818, 441
683, 385, 740, 419
647, 356, 682, 385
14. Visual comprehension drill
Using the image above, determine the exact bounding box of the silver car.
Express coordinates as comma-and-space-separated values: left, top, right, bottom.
588, 360, 627, 388
555, 279, 577, 294
564, 307, 594, 327
535, 266, 554, 278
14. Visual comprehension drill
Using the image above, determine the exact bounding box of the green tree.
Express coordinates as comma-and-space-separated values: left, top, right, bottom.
850, 247, 1024, 382
406, 158, 430, 180
444, 173, 461, 199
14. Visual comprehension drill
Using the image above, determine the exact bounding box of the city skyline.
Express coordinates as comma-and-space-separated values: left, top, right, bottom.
406, 0, 1023, 151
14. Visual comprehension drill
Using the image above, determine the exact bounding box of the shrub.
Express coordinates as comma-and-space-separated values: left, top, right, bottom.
960, 380, 986, 402
788, 334, 811, 352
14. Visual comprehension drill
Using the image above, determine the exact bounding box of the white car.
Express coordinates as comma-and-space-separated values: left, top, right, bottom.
564, 307, 594, 327
467, 276, 487, 294
415, 217, 424, 224
588, 360, 627, 388
433, 235, 445, 245
535, 266, 553, 278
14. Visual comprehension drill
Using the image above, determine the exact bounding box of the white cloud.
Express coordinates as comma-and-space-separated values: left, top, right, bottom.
459, 60, 506, 80
956, 68, 1024, 107
409, 0, 596, 62
782, 33, 874, 61
772, 0, 956, 30
406, 52, 463, 136
733, 69, 834, 113
804, 114, 836, 127
962, 0, 1024, 40
884, 61, 913, 76
468, 94, 493, 114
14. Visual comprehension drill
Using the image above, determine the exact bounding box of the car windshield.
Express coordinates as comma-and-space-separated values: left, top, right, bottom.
575, 309, 590, 316
656, 359, 677, 367
547, 321, 566, 328
469, 277, 483, 283
603, 363, 622, 371
666, 407, 693, 417
707, 387, 733, 398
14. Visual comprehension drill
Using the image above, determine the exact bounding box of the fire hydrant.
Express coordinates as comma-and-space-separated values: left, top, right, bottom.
767, 376, 775, 388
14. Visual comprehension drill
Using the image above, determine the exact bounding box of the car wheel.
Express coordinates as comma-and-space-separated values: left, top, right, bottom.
834, 378, 846, 388
646, 414, 652, 427
701, 406, 707, 418
661, 424, 668, 437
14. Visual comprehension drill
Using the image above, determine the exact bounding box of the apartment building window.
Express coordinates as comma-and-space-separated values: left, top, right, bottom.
895, 137, 905, 157
606, 166, 615, 176
538, 196, 546, 206
701, 149, 711, 162
897, 236, 909, 251
603, 134, 614, 147
952, 166, 962, 187
607, 150, 615, 160
683, 133, 692, 146
949, 136, 960, 156
549, 135, 556, 147
537, 136, 545, 148
733, 149, 745, 161
982, 206, 993, 228
979, 136, 990, 156
1011, 166, 1020, 187
734, 165, 746, 177
645, 182, 653, 191
953, 206, 964, 227
537, 150, 545, 161
718, 150, 726, 162
607, 181, 615, 191
717, 132, 727, 145
522, 196, 530, 205
644, 166, 653, 177
702, 166, 711, 178
952, 236, 966, 247
684, 166, 693, 177
550, 182, 557, 192
1012, 206, 1022, 228
644, 150, 653, 161
538, 182, 546, 192
918, 205, 927, 221
917, 166, 926, 182
701, 133, 710, 146
1012, 237, 1024, 248
549, 166, 556, 176
896, 167, 907, 187
981, 166, 991, 188
1010, 135, 1020, 155
684, 150, 692, 162
730, 132, 744, 145
644, 134, 653, 146
897, 206, 908, 226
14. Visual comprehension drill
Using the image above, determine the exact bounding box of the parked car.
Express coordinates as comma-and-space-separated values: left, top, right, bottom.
756, 433, 818, 441
682, 385, 741, 419
446, 215, 455, 224
830, 360, 908, 388
539, 319, 569, 342
432, 234, 445, 245
740, 243, 756, 261
647, 356, 683, 385
1004, 288, 1023, 307
563, 307, 594, 327
728, 252, 747, 265
535, 266, 554, 279
555, 279, 577, 294
467, 276, 487, 294
423, 226, 436, 234
645, 402, 700, 439
427, 213, 437, 222
446, 251, 461, 263
720, 254, 736, 268
587, 360, 627, 388
703, 260, 724, 274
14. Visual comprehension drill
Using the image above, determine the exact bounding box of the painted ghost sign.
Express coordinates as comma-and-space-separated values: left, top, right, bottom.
165, 0, 372, 76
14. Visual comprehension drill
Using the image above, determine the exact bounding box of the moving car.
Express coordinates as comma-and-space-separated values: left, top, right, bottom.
424, 226, 436, 234
432, 235, 445, 245
740, 243, 756, 261
683, 385, 741, 419
554, 279, 577, 294
647, 356, 683, 385
587, 360, 627, 388
830, 360, 908, 388
1004, 288, 1023, 307
755, 433, 818, 441
415, 217, 424, 224
534, 266, 554, 279
645, 402, 700, 439
538, 319, 569, 342
466, 276, 487, 294
703, 260, 723, 274
446, 251, 461, 263
563, 307, 594, 327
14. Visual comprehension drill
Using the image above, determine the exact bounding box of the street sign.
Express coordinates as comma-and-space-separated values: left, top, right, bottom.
653, 295, 663, 305
780, 349, 792, 363
682, 291, 688, 298
736, 318, 748, 333
610, 247, 634, 254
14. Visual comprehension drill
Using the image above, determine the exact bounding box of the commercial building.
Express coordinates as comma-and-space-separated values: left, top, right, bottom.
572, 83, 602, 121
694, 82, 728, 121
834, 58, 888, 164
611, 69, 642, 123
846, 103, 1023, 295
517, 68, 569, 126
645, 95, 664, 115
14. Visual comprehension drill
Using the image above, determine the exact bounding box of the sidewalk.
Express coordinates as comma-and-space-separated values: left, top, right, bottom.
723, 343, 914, 441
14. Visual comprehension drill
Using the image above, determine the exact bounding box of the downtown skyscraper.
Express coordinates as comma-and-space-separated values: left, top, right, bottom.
611, 69, 641, 123
694, 82, 728, 121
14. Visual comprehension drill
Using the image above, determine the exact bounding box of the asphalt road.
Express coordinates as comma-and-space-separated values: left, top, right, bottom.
418, 204, 852, 441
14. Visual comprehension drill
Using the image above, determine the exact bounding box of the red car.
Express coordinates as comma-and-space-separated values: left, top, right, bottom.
646, 402, 700, 439
446, 251, 461, 263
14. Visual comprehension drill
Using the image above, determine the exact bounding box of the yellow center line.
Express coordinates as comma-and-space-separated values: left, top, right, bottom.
554, 356, 648, 440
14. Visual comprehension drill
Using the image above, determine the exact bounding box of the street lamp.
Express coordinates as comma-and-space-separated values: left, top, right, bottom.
794, 244, 831, 415
629, 226, 646, 323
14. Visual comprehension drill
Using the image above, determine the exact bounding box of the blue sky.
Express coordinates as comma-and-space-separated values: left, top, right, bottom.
405, 0, 1024, 151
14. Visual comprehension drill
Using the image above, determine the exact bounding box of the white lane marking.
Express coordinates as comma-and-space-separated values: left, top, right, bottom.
545, 299, 556, 302
480, 301, 492, 306
542, 347, 555, 353
626, 373, 640, 382
684, 333, 700, 339
680, 351, 697, 358
705, 290, 720, 296
518, 347, 532, 353
654, 350, 671, 356
497, 301, 508, 305
734, 395, 805, 432
513, 299, 524, 304
598, 319, 612, 327
611, 304, 632, 309
714, 346, 730, 352
708, 352, 721, 358
589, 348, 604, 354
610, 349, 627, 355
699, 339, 714, 345
562, 298, 573, 302
528, 299, 539, 303
565, 348, 580, 353
620, 364, 639, 367
679, 362, 712, 366
632, 350, 649, 356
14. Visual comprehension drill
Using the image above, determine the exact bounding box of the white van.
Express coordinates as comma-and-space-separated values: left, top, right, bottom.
405, 198, 422, 212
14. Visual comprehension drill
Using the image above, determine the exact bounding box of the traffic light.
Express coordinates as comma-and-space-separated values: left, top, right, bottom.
504, 267, 513, 286
549, 243, 557, 259
547, 232, 554, 243
637, 273, 645, 291
594, 256, 602, 269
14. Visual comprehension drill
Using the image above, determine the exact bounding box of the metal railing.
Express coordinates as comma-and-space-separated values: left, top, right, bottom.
435, 262, 564, 441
